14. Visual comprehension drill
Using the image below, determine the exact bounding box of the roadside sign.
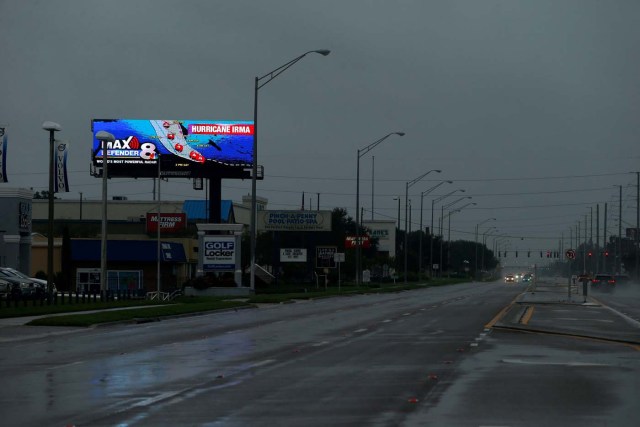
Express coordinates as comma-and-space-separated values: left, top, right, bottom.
316, 246, 337, 268
334, 252, 345, 263
432, 263, 439, 270
565, 249, 576, 259
280, 248, 307, 262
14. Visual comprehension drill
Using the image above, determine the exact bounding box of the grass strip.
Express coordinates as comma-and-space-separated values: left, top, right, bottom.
0, 299, 170, 319
27, 300, 252, 327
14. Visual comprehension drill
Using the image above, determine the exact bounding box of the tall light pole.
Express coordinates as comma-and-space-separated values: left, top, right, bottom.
440, 196, 471, 277
481, 226, 497, 272
419, 180, 452, 280
475, 218, 496, 278
404, 169, 441, 283
445, 202, 476, 277
431, 188, 464, 277
96, 131, 115, 294
251, 49, 330, 291
356, 132, 405, 285
617, 184, 622, 274
42, 121, 61, 298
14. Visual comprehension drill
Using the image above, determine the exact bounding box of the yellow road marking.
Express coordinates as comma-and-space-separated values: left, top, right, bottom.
485, 294, 520, 329
520, 306, 535, 325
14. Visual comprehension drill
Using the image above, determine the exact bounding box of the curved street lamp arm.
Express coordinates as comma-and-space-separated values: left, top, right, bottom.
434, 188, 465, 204
444, 196, 471, 210
358, 132, 405, 158
257, 50, 331, 90
451, 202, 477, 214
407, 169, 441, 189
422, 180, 452, 197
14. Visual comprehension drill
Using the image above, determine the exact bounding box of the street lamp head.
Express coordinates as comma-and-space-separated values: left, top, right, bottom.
42, 121, 61, 132
96, 131, 115, 143
313, 49, 331, 56
446, 180, 453, 183
434, 170, 442, 173
395, 132, 405, 136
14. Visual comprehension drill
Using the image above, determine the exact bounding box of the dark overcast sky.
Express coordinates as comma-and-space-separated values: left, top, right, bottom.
1, 0, 639, 261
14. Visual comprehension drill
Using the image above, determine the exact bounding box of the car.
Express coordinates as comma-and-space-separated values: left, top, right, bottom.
504, 274, 515, 283
0, 278, 23, 299
590, 274, 616, 292
0, 267, 55, 297
0, 268, 48, 299
521, 273, 532, 283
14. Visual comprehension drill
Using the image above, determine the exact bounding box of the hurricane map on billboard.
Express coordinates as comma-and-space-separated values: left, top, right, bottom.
91, 119, 254, 178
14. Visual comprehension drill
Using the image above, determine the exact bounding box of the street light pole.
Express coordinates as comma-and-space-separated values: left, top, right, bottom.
404, 169, 441, 283
419, 180, 451, 281
42, 121, 61, 299
618, 184, 622, 274
250, 49, 330, 291
431, 188, 465, 277
482, 226, 497, 272
440, 195, 471, 277
96, 131, 115, 294
445, 202, 475, 278
356, 132, 405, 285
475, 218, 496, 278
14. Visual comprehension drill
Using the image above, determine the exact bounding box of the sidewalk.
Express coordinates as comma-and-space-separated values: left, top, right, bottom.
494, 281, 640, 345
0, 305, 165, 343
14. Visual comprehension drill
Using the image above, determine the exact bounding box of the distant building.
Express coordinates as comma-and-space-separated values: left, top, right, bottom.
0, 187, 33, 272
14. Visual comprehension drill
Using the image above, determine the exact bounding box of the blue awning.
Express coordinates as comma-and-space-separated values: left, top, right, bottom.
71, 240, 186, 263
182, 200, 233, 222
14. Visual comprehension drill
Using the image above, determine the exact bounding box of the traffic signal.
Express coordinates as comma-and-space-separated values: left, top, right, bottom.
604, 250, 609, 257
546, 250, 551, 258
515, 251, 518, 258
540, 251, 543, 258
587, 251, 593, 258
527, 251, 531, 258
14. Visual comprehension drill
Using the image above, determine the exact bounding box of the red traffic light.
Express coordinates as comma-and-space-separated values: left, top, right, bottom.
587, 251, 593, 257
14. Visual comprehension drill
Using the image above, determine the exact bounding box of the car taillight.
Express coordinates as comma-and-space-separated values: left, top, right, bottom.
608, 279, 616, 284
592, 279, 599, 283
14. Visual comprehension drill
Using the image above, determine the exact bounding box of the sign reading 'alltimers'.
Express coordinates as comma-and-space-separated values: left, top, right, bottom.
258, 210, 332, 232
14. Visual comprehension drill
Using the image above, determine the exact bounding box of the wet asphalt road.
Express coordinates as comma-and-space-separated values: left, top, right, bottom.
0, 280, 638, 426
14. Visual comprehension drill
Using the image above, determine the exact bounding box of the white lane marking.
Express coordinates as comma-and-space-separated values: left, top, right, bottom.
354, 328, 368, 333
470, 343, 479, 347
133, 390, 184, 408
554, 318, 615, 323
402, 312, 412, 316
501, 358, 610, 367
226, 329, 247, 334
312, 341, 330, 347
248, 359, 276, 368
48, 360, 84, 370
381, 319, 393, 323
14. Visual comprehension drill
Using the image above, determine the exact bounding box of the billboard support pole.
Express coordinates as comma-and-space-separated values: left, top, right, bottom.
157, 154, 161, 295
95, 130, 115, 295
208, 174, 222, 224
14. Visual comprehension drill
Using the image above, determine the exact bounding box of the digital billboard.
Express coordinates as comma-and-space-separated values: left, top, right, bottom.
91, 119, 254, 178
